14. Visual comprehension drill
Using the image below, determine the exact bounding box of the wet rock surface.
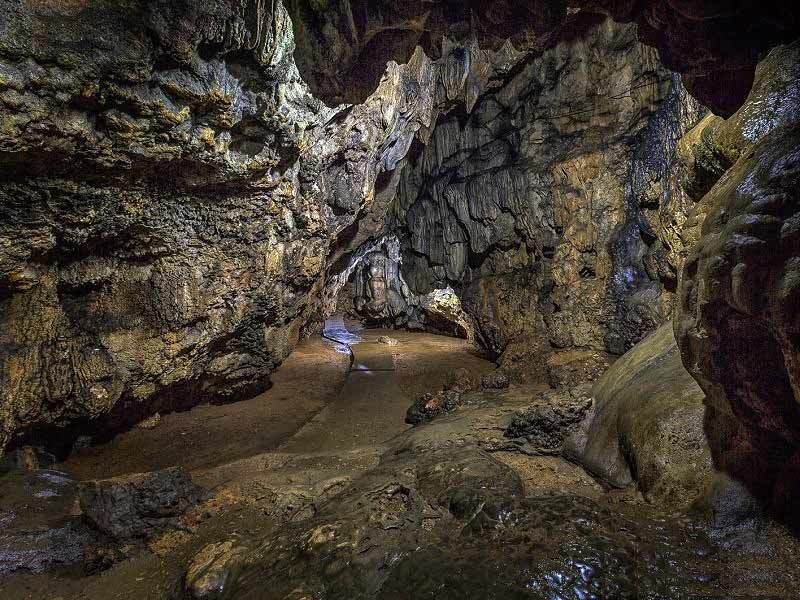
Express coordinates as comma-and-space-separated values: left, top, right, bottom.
405, 390, 463, 425
390, 19, 705, 375
186, 432, 756, 600
565, 323, 712, 506
0, 465, 91, 575
79, 467, 203, 540
505, 384, 593, 452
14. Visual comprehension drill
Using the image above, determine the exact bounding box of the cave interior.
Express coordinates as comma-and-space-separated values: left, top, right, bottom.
1, 1, 800, 598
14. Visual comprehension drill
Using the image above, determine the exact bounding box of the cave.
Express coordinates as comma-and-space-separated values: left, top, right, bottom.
1, 1, 800, 598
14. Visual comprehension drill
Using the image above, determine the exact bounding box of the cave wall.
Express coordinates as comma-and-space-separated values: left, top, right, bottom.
674, 41, 800, 527
0, 0, 565, 452
389, 19, 706, 378
284, 0, 800, 117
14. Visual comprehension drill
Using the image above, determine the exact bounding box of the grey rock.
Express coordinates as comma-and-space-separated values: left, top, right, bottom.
79, 467, 203, 540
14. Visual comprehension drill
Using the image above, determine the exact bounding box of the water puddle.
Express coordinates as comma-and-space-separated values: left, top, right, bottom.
323, 316, 363, 354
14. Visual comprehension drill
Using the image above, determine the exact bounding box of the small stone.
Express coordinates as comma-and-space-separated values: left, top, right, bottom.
186, 541, 248, 600
405, 390, 463, 425
377, 335, 399, 346
73, 435, 93, 453
137, 412, 161, 430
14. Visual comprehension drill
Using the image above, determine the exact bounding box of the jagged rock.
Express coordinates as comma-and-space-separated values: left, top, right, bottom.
391, 19, 706, 365
674, 40, 800, 528
406, 390, 463, 425
481, 371, 509, 390
564, 324, 712, 507
545, 350, 611, 388
205, 438, 722, 599
79, 467, 203, 540
0, 0, 513, 454
505, 385, 593, 451
136, 413, 161, 430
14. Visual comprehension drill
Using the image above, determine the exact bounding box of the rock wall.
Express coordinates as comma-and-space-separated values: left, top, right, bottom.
0, 0, 581, 453
0, 0, 496, 453
389, 19, 705, 376
674, 41, 800, 528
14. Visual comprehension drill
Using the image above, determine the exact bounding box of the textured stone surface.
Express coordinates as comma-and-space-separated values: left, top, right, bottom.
564, 324, 712, 507
405, 390, 463, 425
390, 19, 705, 374
79, 467, 203, 540
505, 384, 593, 451
0, 0, 510, 452
284, 0, 800, 116
186, 438, 724, 599
675, 41, 800, 527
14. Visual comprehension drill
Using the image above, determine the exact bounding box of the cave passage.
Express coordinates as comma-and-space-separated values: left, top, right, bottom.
1, 0, 800, 599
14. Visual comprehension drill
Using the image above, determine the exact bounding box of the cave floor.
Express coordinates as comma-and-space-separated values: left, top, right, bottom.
3, 326, 800, 599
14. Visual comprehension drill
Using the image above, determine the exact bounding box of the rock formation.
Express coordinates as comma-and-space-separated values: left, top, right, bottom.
284, 0, 800, 116
564, 323, 712, 507
390, 19, 705, 375
0, 0, 799, 547
674, 41, 800, 527
0, 0, 511, 452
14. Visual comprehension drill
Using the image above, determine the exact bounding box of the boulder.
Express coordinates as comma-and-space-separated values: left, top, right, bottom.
443, 368, 479, 393
481, 371, 510, 390
79, 467, 203, 540
505, 384, 593, 451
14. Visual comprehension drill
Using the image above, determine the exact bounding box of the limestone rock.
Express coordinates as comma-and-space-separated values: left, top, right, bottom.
405, 390, 463, 425
564, 324, 712, 507
443, 368, 479, 394
285, 0, 800, 116
79, 467, 203, 540
186, 540, 249, 600
391, 19, 705, 365
674, 40, 800, 527
481, 371, 510, 390
377, 336, 399, 346
136, 413, 161, 430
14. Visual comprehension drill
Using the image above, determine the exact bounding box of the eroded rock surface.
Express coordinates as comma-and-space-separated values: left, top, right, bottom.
390, 19, 705, 374
79, 467, 203, 540
565, 323, 712, 507
675, 41, 800, 527
0, 0, 513, 452
285, 1, 800, 117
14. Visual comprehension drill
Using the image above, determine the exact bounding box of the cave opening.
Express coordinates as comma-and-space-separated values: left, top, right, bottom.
1, 1, 800, 598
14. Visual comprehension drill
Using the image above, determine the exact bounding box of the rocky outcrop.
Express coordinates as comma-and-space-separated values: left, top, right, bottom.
390, 19, 705, 376
285, 0, 800, 116
78, 467, 203, 540
674, 41, 800, 528
564, 324, 712, 507
183, 432, 723, 599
